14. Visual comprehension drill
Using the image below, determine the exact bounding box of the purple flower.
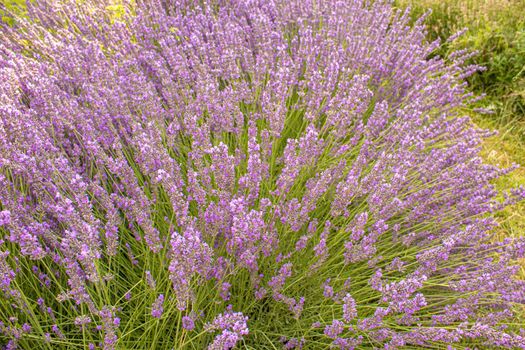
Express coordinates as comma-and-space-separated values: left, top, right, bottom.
342, 294, 357, 323
205, 307, 249, 350
145, 271, 156, 289
74, 315, 91, 328
0, 210, 11, 226
151, 294, 164, 319
182, 316, 195, 331
324, 320, 345, 339
21, 323, 31, 333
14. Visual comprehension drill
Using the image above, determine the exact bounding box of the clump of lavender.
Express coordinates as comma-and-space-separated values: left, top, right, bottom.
0, 0, 524, 349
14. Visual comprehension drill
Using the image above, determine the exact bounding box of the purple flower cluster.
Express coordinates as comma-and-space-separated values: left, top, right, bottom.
205, 306, 249, 350
151, 294, 164, 319
0, 0, 524, 348
181, 315, 195, 331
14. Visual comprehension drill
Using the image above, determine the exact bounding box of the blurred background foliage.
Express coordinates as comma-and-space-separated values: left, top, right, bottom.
397, 0, 525, 121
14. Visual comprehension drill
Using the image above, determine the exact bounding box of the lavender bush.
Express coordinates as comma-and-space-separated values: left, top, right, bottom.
1, 0, 525, 349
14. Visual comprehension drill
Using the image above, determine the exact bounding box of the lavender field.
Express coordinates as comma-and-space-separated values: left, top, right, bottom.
0, 0, 524, 349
